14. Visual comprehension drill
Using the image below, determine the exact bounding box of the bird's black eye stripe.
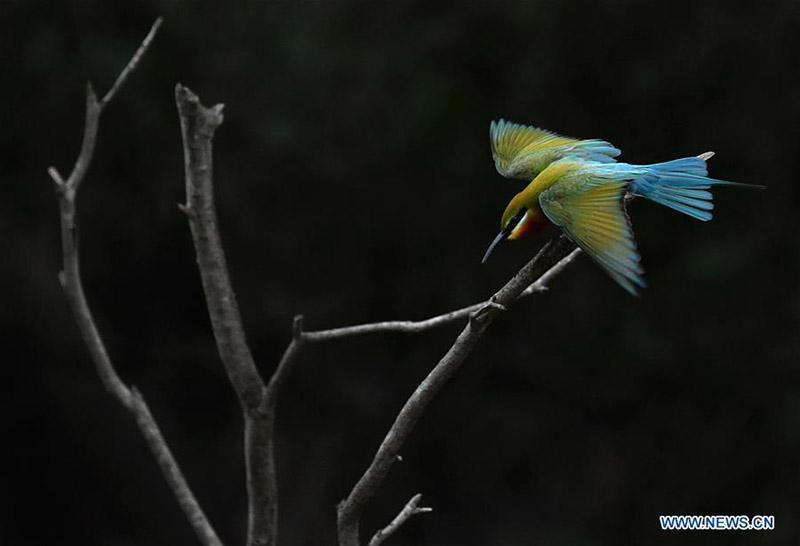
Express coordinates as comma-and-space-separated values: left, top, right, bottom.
504, 208, 528, 235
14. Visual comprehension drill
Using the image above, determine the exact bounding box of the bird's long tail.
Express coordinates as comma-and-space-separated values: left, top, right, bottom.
627, 155, 763, 221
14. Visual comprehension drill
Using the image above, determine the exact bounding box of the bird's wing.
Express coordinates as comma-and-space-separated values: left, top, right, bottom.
490, 119, 621, 179
490, 119, 577, 175
539, 171, 645, 295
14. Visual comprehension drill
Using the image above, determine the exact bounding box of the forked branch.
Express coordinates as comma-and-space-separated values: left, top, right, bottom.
169, 104, 581, 545
301, 247, 582, 341
368, 493, 432, 546
50, 13, 594, 546
48, 18, 223, 546
249, 241, 580, 546
335, 236, 578, 546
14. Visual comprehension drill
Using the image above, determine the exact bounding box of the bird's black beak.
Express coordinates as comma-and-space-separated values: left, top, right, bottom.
481, 208, 527, 264
481, 230, 508, 264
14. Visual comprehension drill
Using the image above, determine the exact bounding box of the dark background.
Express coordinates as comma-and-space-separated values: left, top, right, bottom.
3, 1, 799, 545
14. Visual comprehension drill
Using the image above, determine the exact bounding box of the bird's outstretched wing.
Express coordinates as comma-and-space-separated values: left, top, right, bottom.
539, 171, 645, 295
490, 119, 578, 169
490, 119, 621, 180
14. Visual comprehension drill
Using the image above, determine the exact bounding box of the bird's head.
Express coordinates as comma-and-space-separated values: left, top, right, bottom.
481, 193, 533, 264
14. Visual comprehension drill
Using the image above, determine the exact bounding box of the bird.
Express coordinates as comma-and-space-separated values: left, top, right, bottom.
490, 118, 622, 180
482, 134, 763, 295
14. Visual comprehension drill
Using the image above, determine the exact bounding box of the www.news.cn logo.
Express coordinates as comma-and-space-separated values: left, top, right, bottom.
660, 515, 775, 531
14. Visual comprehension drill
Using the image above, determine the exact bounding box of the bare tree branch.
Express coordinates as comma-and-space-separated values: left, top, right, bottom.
248, 240, 579, 546
48, 18, 223, 546
368, 493, 431, 546
174, 85, 265, 410
172, 58, 588, 546
60, 85, 102, 193
100, 17, 164, 107
520, 247, 582, 297
246, 239, 580, 546
265, 316, 305, 407
301, 248, 582, 342
130, 389, 225, 546
175, 84, 276, 546
336, 235, 578, 546
45, 14, 626, 546
168, 98, 580, 544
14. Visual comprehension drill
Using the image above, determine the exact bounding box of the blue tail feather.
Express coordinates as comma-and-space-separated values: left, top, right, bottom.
628, 156, 760, 222
645, 157, 709, 177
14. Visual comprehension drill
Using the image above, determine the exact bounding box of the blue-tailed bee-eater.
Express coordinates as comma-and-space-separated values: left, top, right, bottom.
483, 120, 763, 295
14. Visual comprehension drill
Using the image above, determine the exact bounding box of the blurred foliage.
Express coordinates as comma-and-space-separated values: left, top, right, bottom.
2, 0, 799, 545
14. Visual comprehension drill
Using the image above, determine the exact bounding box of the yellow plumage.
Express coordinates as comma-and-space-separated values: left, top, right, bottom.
490, 119, 621, 180
538, 170, 644, 295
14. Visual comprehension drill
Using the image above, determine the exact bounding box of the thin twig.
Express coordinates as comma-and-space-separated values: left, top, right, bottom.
301, 248, 582, 342
49, 18, 223, 546
50, 85, 101, 194
130, 389, 225, 546
176, 84, 277, 546
336, 236, 577, 546
520, 247, 582, 297
368, 493, 432, 546
302, 302, 487, 341
100, 17, 164, 108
